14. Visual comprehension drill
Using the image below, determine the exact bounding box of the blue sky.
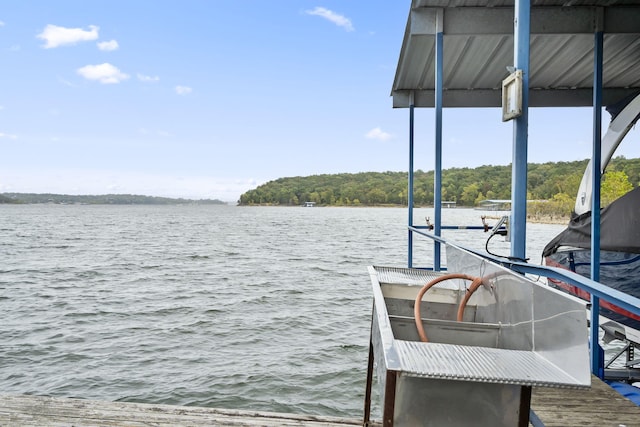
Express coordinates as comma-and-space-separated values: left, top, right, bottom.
1, 1, 639, 201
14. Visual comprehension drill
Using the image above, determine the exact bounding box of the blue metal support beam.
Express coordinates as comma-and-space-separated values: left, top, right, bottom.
409, 225, 640, 320
434, 21, 444, 271
590, 25, 604, 377
408, 99, 415, 268
510, 0, 530, 261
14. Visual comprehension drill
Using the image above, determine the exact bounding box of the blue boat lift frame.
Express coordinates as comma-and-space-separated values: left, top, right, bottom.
403, 0, 635, 378
408, 226, 640, 379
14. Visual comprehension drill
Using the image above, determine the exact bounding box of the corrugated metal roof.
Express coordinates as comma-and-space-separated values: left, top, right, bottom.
392, 0, 640, 107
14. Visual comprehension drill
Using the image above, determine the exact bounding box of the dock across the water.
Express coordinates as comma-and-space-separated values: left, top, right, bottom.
1, 375, 639, 426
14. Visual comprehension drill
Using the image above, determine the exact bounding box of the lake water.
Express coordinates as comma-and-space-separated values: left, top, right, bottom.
0, 205, 566, 417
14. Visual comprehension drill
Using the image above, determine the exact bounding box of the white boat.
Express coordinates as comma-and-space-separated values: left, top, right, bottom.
543, 92, 640, 382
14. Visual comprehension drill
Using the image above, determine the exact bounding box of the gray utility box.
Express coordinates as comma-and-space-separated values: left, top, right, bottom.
363, 247, 590, 427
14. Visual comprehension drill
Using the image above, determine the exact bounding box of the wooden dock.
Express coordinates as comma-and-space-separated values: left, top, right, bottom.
530, 375, 640, 427
0, 394, 363, 426
1, 376, 639, 426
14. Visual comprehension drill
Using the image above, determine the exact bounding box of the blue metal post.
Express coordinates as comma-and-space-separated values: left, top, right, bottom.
408, 100, 415, 268
434, 28, 443, 271
590, 28, 604, 377
511, 0, 530, 261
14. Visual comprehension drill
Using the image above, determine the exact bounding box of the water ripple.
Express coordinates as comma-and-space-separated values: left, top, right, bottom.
0, 204, 565, 418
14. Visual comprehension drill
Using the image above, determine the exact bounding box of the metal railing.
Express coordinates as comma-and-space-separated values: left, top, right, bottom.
408, 225, 640, 378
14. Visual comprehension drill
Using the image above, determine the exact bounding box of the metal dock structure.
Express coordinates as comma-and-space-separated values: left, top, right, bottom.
373, 0, 640, 425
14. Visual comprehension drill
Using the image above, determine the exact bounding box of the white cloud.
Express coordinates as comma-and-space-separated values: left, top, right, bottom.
0, 132, 18, 139
365, 127, 393, 142
37, 24, 99, 48
97, 39, 119, 51
137, 73, 160, 83
77, 63, 129, 84
175, 85, 192, 95
305, 7, 354, 32
0, 21, 5, 27
9, 44, 20, 51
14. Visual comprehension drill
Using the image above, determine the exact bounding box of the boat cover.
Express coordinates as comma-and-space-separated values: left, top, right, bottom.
573, 92, 640, 215
543, 186, 640, 257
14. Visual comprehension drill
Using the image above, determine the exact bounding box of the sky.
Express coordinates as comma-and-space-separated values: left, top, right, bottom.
1, 1, 639, 202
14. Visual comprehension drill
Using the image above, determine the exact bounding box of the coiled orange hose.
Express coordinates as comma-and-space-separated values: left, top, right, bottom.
414, 273, 484, 343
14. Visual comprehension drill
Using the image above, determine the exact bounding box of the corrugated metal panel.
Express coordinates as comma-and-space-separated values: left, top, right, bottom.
393, 0, 640, 107
395, 340, 588, 387
373, 265, 444, 285
415, 0, 640, 7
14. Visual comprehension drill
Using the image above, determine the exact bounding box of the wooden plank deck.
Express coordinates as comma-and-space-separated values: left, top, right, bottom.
1, 376, 638, 426
0, 394, 363, 426
530, 375, 640, 427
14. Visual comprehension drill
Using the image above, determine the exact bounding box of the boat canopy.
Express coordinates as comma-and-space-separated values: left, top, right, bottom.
546, 92, 640, 257
574, 92, 640, 216
543, 186, 640, 257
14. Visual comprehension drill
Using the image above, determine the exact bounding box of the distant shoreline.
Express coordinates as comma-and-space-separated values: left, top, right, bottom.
1, 198, 572, 225
240, 203, 572, 225
0, 193, 227, 205
527, 215, 570, 225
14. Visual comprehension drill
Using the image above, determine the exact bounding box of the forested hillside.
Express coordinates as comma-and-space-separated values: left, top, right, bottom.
238, 157, 640, 211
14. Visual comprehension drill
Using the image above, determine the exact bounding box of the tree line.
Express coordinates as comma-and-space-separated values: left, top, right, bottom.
238, 156, 640, 214
0, 193, 226, 205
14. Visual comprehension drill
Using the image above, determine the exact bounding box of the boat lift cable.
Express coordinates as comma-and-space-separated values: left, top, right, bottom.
483, 215, 529, 263
414, 273, 484, 343
485, 233, 528, 262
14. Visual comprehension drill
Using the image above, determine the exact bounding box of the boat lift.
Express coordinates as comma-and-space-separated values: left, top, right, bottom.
364, 1, 640, 425
395, 0, 640, 381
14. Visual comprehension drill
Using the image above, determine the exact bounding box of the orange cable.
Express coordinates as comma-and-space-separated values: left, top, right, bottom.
414, 273, 483, 343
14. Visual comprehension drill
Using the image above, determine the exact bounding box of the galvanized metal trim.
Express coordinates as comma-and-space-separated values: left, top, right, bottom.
393, 340, 590, 388
393, 88, 640, 108
410, 7, 441, 35
372, 265, 444, 286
